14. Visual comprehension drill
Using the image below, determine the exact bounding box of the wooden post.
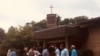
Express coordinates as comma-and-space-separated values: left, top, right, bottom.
43, 40, 46, 48
65, 36, 68, 48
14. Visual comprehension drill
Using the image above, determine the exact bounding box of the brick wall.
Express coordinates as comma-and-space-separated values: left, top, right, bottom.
85, 27, 100, 56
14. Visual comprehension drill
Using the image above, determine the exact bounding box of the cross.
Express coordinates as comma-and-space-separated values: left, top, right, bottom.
50, 5, 54, 14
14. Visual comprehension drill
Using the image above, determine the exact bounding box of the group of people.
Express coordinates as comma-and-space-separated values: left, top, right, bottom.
7, 47, 41, 56
7, 44, 77, 56
28, 47, 41, 56
42, 44, 77, 56
7, 48, 16, 56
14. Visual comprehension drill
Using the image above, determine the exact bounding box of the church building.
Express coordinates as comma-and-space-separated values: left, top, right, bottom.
34, 6, 100, 56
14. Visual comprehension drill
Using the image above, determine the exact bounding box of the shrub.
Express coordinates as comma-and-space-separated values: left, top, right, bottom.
77, 49, 93, 56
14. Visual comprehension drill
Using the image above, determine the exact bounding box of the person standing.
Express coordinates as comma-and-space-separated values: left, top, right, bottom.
7, 49, 11, 56
10, 48, 16, 56
42, 47, 49, 56
34, 48, 41, 56
71, 45, 77, 56
55, 46, 60, 56
60, 44, 69, 56
29, 48, 34, 56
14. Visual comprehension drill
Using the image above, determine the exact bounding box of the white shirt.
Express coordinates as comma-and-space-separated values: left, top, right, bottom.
55, 48, 60, 56
61, 48, 69, 56
7, 50, 11, 56
34, 50, 41, 56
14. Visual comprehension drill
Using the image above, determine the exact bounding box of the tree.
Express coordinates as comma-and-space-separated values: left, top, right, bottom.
0, 28, 5, 40
57, 15, 61, 26
74, 16, 88, 24
60, 16, 88, 25
69, 18, 75, 24
60, 18, 70, 25
7, 26, 19, 38
33, 20, 47, 31
0, 25, 35, 56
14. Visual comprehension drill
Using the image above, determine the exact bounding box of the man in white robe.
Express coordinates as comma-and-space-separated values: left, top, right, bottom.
55, 46, 60, 56
60, 44, 69, 56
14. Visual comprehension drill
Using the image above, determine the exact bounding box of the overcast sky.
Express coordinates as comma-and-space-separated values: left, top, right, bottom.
0, 0, 100, 32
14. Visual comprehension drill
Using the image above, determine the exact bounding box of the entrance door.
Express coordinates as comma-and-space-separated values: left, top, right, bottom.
47, 41, 65, 49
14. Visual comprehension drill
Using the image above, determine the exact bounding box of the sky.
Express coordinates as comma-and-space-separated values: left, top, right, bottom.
0, 0, 100, 32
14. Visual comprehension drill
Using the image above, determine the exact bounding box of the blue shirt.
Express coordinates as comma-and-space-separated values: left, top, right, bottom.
71, 49, 77, 56
61, 48, 69, 56
11, 51, 16, 56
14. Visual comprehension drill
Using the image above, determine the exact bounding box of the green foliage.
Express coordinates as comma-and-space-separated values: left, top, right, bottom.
6, 24, 35, 48
58, 16, 88, 25
74, 16, 88, 24
0, 24, 36, 56
33, 20, 47, 31
60, 18, 70, 25
0, 28, 5, 41
57, 15, 61, 26
0, 19, 47, 55
77, 49, 93, 56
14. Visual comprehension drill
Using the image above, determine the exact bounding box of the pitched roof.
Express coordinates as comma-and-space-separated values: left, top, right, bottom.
34, 17, 100, 39
34, 25, 66, 39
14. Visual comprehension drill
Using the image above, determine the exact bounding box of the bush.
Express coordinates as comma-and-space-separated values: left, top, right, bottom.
78, 49, 93, 56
